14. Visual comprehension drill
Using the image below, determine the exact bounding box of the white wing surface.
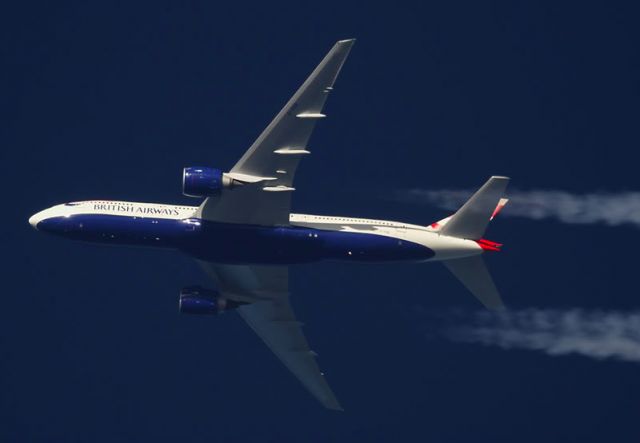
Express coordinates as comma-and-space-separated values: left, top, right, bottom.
198, 39, 355, 226
197, 262, 342, 410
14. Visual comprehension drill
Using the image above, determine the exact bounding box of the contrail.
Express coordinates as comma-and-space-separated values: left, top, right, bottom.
401, 189, 640, 227
441, 308, 640, 363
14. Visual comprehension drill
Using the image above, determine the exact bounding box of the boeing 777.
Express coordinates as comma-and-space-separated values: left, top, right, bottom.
29, 39, 510, 410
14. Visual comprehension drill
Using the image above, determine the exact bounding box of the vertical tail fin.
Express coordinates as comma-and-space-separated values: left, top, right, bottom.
440, 176, 510, 240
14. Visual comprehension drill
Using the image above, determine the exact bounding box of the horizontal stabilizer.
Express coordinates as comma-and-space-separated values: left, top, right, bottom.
443, 256, 504, 310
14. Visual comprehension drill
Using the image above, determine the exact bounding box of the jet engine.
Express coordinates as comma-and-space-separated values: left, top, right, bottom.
179, 286, 244, 315
182, 167, 234, 197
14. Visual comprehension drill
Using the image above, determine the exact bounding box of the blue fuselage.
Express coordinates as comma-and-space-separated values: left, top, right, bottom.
36, 214, 435, 264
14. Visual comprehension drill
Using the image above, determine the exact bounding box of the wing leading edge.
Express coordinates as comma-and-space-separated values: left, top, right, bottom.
198, 39, 355, 226
197, 262, 342, 411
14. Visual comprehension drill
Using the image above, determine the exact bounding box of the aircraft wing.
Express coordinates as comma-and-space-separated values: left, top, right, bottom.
198, 39, 355, 226
197, 261, 342, 410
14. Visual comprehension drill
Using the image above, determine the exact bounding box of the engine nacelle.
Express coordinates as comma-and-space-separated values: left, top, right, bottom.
179, 286, 243, 315
182, 167, 233, 198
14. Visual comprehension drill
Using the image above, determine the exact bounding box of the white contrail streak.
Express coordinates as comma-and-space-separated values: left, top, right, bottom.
445, 309, 640, 363
402, 189, 640, 227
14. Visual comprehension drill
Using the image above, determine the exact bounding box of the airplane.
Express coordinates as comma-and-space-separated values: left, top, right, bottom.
28, 39, 510, 411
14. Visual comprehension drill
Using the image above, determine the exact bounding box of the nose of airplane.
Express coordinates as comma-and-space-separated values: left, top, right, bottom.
28, 211, 46, 230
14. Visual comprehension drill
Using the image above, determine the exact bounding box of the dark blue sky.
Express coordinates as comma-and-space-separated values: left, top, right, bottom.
3, 2, 640, 442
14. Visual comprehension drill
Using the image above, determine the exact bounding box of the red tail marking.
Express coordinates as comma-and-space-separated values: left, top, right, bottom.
490, 199, 508, 220
476, 238, 503, 252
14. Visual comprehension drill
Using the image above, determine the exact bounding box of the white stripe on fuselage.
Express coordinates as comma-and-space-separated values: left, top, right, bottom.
35, 200, 482, 261
33, 200, 198, 221
42, 201, 431, 229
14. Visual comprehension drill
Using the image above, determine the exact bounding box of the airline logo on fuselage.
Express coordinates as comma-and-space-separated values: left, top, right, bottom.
92, 203, 182, 216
